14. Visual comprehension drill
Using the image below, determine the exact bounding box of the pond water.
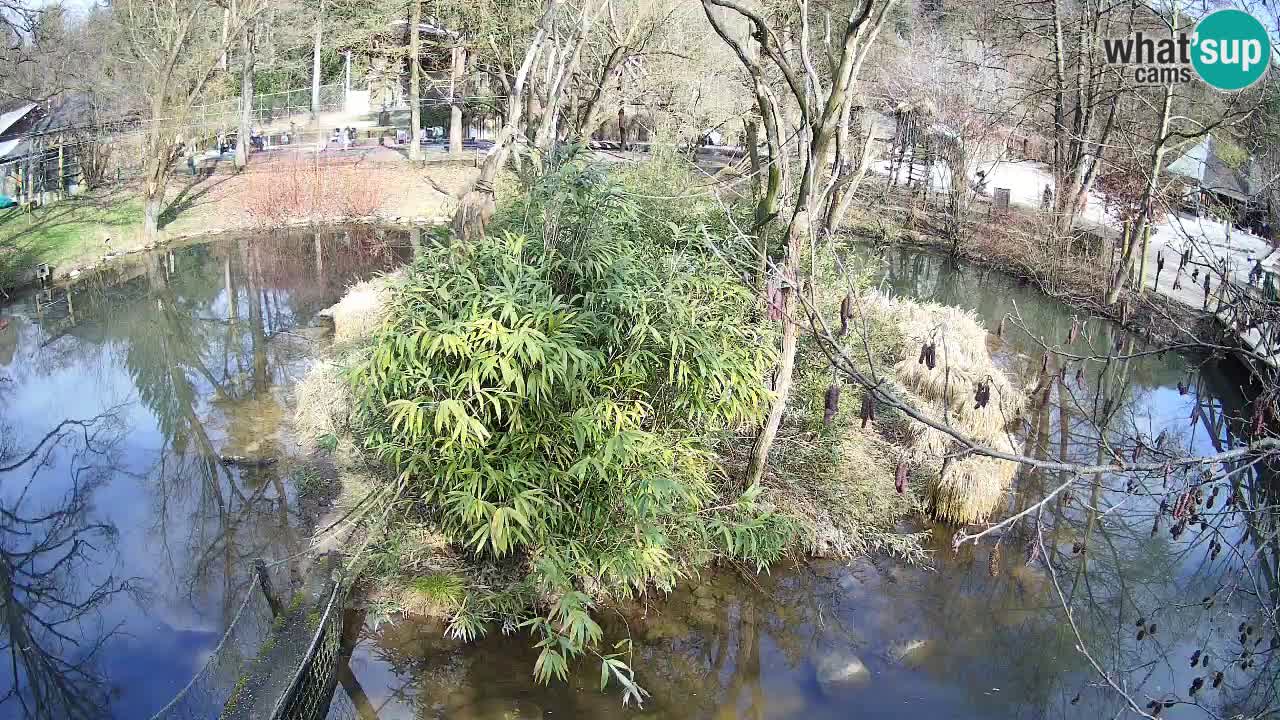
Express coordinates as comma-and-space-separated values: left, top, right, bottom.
0, 226, 410, 719
339, 245, 1278, 719
0, 237, 1274, 719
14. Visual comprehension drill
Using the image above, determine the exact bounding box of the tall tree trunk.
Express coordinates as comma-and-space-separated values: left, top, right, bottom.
235, 20, 255, 170
408, 0, 422, 161
142, 147, 167, 239
1106, 82, 1172, 305
449, 44, 465, 155
452, 0, 556, 241
142, 93, 173, 241
310, 0, 323, 123
745, 117, 761, 198
220, 7, 230, 71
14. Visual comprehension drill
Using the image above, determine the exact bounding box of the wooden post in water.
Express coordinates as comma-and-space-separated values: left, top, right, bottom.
254, 558, 283, 617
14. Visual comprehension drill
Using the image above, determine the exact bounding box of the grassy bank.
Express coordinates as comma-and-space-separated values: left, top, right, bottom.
0, 186, 141, 285
0, 159, 478, 290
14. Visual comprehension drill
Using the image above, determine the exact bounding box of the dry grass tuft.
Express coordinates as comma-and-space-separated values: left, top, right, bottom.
294, 359, 354, 444
321, 275, 395, 347
762, 422, 929, 561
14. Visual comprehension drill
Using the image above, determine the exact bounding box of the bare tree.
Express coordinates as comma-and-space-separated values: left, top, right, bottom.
703, 0, 901, 489
115, 0, 243, 239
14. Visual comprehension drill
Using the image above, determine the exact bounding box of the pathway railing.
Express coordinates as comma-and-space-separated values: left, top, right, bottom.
269, 578, 349, 720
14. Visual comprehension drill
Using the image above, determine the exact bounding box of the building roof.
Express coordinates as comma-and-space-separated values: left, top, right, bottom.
0, 96, 91, 163
0, 102, 38, 138
1166, 134, 1261, 202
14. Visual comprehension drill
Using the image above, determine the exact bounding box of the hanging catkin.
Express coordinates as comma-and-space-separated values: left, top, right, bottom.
823, 383, 842, 425
974, 380, 990, 409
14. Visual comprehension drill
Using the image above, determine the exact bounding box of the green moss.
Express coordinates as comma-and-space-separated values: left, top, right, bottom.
219, 673, 251, 718
1214, 135, 1248, 170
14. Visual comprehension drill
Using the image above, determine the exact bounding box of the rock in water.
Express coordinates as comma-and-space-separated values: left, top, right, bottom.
887, 639, 930, 667
815, 650, 871, 694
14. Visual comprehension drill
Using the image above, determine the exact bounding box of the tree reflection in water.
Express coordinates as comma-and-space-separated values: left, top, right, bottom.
0, 225, 410, 719
0, 411, 140, 720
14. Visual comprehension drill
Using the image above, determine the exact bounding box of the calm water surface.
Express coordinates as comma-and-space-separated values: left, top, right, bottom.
0, 226, 409, 719
1, 239, 1274, 719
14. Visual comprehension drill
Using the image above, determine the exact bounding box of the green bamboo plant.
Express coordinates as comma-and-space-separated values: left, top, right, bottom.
351, 158, 791, 700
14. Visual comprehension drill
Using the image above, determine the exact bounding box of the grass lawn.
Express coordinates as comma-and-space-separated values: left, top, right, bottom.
0, 186, 142, 285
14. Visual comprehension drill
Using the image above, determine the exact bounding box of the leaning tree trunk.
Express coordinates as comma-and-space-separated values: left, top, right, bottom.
1105, 80, 1173, 304
235, 21, 255, 170
451, 0, 556, 241
737, 0, 901, 490
745, 209, 808, 485
575, 45, 627, 145
408, 0, 422, 161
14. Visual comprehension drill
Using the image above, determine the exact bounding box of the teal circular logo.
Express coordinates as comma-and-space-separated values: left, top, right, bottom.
1191, 9, 1271, 91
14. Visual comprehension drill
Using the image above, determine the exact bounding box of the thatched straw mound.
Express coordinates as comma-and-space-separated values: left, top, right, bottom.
320, 275, 394, 346
860, 292, 1026, 525
926, 436, 1020, 525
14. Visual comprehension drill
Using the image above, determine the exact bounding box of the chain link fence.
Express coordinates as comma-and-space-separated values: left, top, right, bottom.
147, 556, 358, 720
269, 579, 348, 720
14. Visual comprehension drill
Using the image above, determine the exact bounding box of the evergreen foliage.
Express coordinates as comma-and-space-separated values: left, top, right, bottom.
351, 156, 792, 695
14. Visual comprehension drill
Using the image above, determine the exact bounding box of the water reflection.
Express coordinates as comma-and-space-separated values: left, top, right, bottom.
0, 410, 136, 720
342, 245, 1277, 719
0, 226, 409, 719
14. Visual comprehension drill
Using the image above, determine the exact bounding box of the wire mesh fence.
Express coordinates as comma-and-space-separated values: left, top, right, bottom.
191, 85, 347, 133
144, 556, 358, 720
269, 579, 348, 720
147, 575, 279, 720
